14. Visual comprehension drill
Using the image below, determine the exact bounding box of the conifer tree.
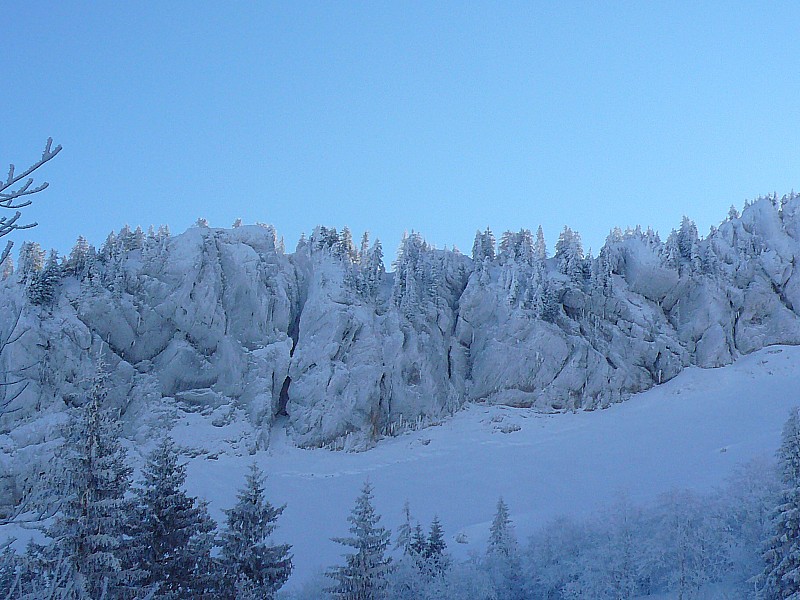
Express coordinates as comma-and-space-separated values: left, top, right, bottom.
47, 363, 138, 599
555, 226, 584, 282
17, 241, 45, 282
219, 463, 292, 599
425, 516, 449, 576
28, 249, 60, 305
486, 498, 524, 600
409, 523, 427, 558
133, 436, 217, 599
488, 498, 516, 557
327, 480, 392, 600
534, 225, 547, 260
760, 406, 800, 599
394, 501, 414, 555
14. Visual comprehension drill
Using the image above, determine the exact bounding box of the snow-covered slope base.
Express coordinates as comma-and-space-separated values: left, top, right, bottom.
177, 344, 800, 590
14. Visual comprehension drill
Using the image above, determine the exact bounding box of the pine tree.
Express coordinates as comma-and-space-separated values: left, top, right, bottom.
555, 226, 584, 282
327, 480, 392, 599
425, 516, 449, 576
534, 225, 547, 260
760, 406, 800, 599
488, 498, 516, 557
219, 463, 292, 599
409, 523, 427, 558
486, 498, 523, 600
47, 364, 138, 599
27, 249, 61, 305
1, 255, 13, 279
133, 436, 217, 599
394, 501, 414, 555
17, 241, 45, 282
66, 235, 92, 277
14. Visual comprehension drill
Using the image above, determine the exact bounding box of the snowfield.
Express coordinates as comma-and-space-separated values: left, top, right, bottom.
176, 344, 800, 590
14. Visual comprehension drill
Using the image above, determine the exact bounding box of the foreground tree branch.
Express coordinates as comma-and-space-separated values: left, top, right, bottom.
0, 138, 62, 264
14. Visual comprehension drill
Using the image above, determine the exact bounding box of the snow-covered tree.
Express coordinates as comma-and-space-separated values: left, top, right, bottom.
27, 249, 60, 306
534, 225, 547, 260
0, 139, 62, 264
485, 498, 523, 600
760, 406, 800, 599
424, 516, 449, 576
46, 363, 138, 599
133, 436, 217, 599
66, 236, 94, 277
472, 228, 496, 262
487, 498, 516, 558
327, 480, 392, 599
17, 240, 45, 282
0, 254, 12, 279
219, 463, 292, 599
554, 226, 584, 281
394, 501, 414, 555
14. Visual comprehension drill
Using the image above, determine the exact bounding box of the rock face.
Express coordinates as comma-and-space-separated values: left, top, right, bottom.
3, 193, 800, 479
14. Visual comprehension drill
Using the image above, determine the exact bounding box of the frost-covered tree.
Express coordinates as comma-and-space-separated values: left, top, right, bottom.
0, 254, 12, 279
133, 436, 217, 599
219, 463, 292, 599
66, 236, 94, 277
485, 498, 523, 600
424, 516, 449, 576
647, 490, 729, 598
554, 226, 584, 281
27, 249, 61, 306
392, 232, 436, 317
487, 498, 516, 558
327, 480, 392, 600
46, 364, 138, 599
394, 501, 414, 555
0, 139, 62, 264
472, 228, 496, 262
17, 240, 45, 282
760, 406, 800, 599
534, 225, 547, 260
337, 227, 358, 263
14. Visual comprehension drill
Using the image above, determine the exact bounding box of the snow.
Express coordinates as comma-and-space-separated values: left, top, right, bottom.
175, 344, 800, 590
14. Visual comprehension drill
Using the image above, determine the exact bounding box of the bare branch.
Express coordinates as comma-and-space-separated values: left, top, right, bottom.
0, 138, 61, 258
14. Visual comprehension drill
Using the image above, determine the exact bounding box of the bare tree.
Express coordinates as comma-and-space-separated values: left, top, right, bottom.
0, 138, 62, 264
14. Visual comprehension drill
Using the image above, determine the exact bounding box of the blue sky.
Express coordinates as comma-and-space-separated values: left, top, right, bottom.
3, 2, 799, 264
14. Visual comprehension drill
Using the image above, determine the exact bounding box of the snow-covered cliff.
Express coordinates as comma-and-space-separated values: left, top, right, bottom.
2, 193, 800, 505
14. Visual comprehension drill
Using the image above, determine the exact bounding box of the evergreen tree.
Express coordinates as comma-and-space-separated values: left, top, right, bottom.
409, 523, 427, 558
534, 225, 547, 260
486, 498, 524, 600
1, 254, 13, 279
17, 241, 45, 282
47, 364, 138, 599
488, 498, 516, 558
133, 436, 217, 599
554, 226, 584, 281
327, 480, 392, 600
760, 406, 800, 599
394, 501, 414, 555
28, 249, 61, 305
66, 235, 92, 277
219, 463, 292, 599
472, 228, 496, 262
425, 516, 449, 576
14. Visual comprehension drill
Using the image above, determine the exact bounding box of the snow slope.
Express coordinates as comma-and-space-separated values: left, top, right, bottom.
177, 344, 800, 590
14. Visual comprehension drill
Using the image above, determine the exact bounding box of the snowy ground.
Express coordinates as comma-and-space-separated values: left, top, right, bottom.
174, 344, 800, 590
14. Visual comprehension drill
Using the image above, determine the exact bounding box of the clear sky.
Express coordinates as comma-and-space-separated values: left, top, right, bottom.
3, 1, 799, 265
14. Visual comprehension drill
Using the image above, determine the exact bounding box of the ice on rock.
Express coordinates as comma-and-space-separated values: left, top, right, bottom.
3, 196, 800, 499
